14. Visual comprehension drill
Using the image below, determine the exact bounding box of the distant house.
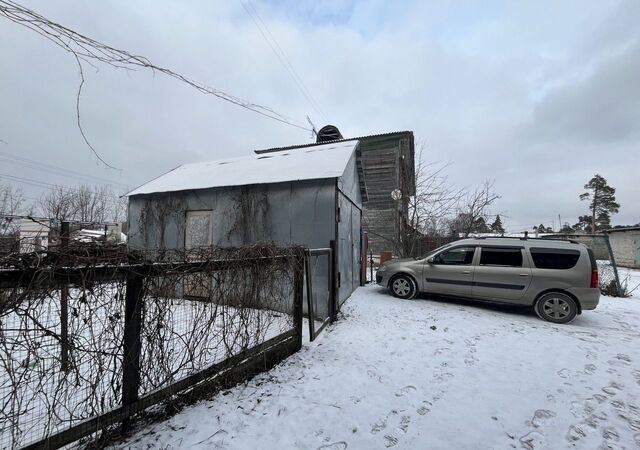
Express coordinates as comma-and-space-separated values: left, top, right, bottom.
17, 218, 50, 253
126, 140, 367, 306
256, 128, 415, 257
605, 227, 640, 269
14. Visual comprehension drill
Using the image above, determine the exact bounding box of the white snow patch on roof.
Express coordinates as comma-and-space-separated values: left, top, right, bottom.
126, 141, 359, 196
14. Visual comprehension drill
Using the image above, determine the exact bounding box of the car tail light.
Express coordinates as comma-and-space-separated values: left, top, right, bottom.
590, 268, 599, 289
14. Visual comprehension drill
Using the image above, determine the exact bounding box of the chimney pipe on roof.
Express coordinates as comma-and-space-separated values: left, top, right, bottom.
316, 125, 343, 143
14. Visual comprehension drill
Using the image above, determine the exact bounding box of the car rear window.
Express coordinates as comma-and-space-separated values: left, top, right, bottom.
479, 247, 523, 267
529, 247, 581, 269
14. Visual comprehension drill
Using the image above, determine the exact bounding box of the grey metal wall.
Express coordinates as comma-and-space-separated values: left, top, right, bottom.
128, 179, 336, 251
337, 150, 363, 304
128, 173, 363, 309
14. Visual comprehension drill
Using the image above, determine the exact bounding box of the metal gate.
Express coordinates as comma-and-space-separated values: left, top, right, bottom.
305, 245, 337, 341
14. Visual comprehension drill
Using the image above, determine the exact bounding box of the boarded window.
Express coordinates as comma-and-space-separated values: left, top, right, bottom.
529, 248, 580, 269
184, 211, 212, 298
185, 211, 212, 249
480, 247, 523, 267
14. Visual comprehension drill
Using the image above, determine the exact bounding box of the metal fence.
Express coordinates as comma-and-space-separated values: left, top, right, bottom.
0, 244, 304, 449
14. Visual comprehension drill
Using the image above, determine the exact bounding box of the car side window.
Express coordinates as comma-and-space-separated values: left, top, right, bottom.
479, 247, 523, 267
433, 247, 475, 265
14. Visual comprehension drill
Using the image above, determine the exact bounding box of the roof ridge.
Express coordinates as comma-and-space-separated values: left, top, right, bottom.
254, 130, 413, 154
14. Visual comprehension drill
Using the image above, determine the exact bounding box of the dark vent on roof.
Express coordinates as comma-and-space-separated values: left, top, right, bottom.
316, 125, 343, 143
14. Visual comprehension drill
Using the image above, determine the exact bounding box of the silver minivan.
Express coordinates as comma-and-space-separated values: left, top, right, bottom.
376, 237, 600, 324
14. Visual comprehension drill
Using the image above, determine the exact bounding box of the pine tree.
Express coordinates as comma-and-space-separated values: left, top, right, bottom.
579, 175, 620, 232
490, 214, 505, 234
473, 217, 491, 233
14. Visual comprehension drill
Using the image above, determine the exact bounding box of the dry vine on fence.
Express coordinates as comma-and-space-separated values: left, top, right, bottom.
0, 243, 301, 448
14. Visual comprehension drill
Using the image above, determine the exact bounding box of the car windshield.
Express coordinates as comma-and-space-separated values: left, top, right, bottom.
419, 243, 453, 259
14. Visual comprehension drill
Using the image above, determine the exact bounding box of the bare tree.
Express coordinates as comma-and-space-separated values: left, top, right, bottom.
39, 184, 125, 223
38, 186, 75, 221
73, 185, 112, 223
402, 148, 465, 256
0, 182, 26, 215
450, 180, 501, 237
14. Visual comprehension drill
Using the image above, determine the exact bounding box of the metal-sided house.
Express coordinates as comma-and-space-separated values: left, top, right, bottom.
256, 127, 416, 258
126, 140, 367, 308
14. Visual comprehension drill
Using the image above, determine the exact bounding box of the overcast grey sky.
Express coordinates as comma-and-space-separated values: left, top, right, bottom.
1, 0, 638, 231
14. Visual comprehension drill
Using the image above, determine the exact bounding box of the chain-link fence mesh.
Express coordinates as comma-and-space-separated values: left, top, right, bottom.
0, 243, 301, 449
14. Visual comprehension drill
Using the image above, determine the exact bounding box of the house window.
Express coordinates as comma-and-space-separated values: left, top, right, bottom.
185, 211, 212, 249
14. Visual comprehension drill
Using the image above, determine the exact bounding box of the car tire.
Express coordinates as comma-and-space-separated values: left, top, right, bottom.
535, 292, 578, 324
389, 274, 417, 299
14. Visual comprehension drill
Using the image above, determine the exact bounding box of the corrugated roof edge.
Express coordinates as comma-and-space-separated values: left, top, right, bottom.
254, 130, 414, 154
605, 226, 640, 233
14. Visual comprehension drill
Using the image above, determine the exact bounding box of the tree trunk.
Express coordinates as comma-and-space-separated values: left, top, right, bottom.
591, 185, 598, 232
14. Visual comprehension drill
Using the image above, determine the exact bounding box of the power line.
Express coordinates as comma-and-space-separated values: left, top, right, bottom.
0, 151, 131, 188
0, 0, 312, 168
240, 0, 330, 124
0, 172, 126, 205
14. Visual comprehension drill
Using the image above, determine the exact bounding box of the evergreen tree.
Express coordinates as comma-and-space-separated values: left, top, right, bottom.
573, 215, 593, 233
490, 214, 505, 234
579, 175, 619, 232
473, 217, 491, 233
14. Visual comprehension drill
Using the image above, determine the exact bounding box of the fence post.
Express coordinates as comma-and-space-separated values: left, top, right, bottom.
292, 250, 304, 350
603, 234, 623, 296
329, 240, 338, 322
361, 232, 368, 286
60, 221, 70, 372
122, 273, 144, 431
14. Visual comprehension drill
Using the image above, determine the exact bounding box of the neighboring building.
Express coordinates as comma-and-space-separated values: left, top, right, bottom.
126, 140, 367, 306
256, 128, 415, 257
17, 218, 50, 253
605, 227, 640, 269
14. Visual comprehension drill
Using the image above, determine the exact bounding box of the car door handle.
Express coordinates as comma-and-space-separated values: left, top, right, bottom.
463, 270, 471, 274
519, 273, 529, 277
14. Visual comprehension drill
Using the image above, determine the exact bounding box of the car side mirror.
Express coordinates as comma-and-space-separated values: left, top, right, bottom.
426, 257, 435, 264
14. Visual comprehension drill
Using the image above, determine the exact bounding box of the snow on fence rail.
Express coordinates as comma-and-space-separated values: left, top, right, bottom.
0, 244, 304, 449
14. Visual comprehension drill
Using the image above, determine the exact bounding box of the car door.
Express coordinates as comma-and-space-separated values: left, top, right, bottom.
471, 246, 532, 303
422, 246, 477, 297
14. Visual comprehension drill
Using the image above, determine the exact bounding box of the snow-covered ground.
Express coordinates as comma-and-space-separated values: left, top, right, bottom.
118, 269, 640, 449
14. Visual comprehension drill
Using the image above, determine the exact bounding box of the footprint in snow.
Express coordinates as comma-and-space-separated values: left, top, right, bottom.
519, 430, 545, 450
601, 382, 623, 396
584, 364, 597, 375
528, 409, 556, 428
417, 400, 432, 416
317, 442, 347, 450
557, 368, 571, 379
615, 353, 632, 363
566, 424, 587, 442
601, 426, 620, 442
395, 385, 416, 397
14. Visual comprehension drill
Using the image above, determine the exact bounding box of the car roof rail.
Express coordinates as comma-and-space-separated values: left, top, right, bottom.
471, 236, 579, 244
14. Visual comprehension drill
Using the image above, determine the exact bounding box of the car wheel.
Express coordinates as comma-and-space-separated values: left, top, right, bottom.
389, 275, 417, 299
535, 292, 578, 324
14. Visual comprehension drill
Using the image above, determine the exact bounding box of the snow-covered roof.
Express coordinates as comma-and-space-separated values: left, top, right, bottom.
126, 140, 359, 196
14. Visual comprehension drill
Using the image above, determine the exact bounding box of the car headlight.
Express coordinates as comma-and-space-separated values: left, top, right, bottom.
377, 265, 387, 272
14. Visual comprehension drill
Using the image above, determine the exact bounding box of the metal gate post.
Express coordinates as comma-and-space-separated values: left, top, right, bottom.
603, 234, 623, 296
60, 221, 70, 372
122, 273, 144, 431
292, 250, 305, 350
329, 240, 338, 322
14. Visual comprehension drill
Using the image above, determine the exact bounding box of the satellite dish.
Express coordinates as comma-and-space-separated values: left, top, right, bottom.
391, 189, 402, 201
